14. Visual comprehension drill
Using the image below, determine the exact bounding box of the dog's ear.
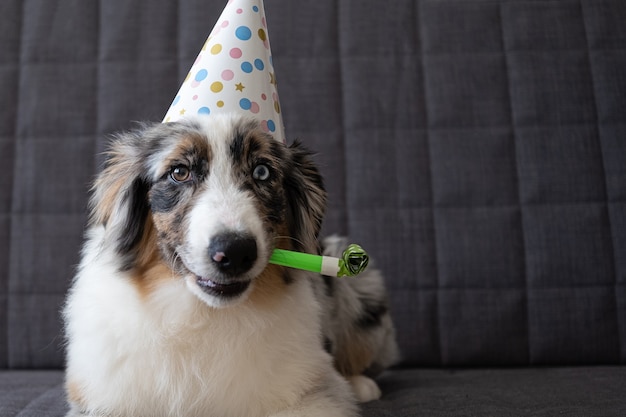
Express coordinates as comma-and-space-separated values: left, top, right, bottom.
89, 125, 156, 270
284, 140, 327, 253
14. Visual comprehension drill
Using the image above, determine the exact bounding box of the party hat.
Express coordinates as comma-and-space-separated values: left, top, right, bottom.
163, 0, 285, 143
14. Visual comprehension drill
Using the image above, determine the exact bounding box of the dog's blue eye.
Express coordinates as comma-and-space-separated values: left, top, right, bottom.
252, 164, 270, 181
171, 166, 191, 183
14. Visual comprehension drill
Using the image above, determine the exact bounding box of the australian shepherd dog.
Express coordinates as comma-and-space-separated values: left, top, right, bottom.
63, 113, 398, 417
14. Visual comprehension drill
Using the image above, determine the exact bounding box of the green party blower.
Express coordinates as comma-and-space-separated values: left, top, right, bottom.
269, 244, 369, 277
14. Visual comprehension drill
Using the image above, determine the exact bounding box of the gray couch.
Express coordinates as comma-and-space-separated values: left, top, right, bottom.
2, 0, 625, 416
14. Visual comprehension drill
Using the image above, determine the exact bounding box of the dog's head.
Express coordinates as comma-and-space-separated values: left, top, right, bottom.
90, 113, 326, 307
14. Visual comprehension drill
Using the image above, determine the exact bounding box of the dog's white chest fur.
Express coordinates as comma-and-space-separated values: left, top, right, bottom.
65, 229, 334, 417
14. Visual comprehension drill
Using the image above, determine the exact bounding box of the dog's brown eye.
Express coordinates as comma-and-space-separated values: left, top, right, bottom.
171, 166, 191, 183
252, 164, 270, 181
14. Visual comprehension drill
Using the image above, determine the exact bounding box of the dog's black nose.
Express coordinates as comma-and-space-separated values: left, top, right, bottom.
209, 232, 258, 276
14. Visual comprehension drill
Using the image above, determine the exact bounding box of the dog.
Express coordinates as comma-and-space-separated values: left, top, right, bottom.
63, 113, 398, 417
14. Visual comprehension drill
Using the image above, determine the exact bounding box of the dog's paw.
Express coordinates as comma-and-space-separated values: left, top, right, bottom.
347, 375, 381, 403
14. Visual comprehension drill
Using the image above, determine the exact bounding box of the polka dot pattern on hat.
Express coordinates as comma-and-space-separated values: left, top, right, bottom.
163, 0, 284, 143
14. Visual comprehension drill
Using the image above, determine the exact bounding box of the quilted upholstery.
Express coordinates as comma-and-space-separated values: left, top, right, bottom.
3, 367, 626, 417
1, 0, 625, 373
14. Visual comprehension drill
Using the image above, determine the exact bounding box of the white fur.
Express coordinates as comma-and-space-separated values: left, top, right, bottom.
348, 376, 382, 403
65, 227, 356, 417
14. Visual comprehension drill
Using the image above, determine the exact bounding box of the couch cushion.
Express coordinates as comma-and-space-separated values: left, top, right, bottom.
1, 0, 625, 368
2, 367, 626, 417
0, 371, 67, 417
369, 367, 626, 416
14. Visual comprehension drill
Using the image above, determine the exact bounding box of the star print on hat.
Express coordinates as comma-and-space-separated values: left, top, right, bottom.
163, 0, 285, 143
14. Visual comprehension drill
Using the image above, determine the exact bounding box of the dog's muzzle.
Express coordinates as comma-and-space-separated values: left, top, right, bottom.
195, 231, 257, 298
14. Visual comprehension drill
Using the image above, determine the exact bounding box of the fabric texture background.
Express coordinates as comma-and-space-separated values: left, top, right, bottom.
2, 367, 626, 417
1, 0, 625, 415
1, 0, 625, 370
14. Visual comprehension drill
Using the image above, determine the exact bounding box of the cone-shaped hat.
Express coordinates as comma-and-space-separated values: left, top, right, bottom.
163, 0, 284, 143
